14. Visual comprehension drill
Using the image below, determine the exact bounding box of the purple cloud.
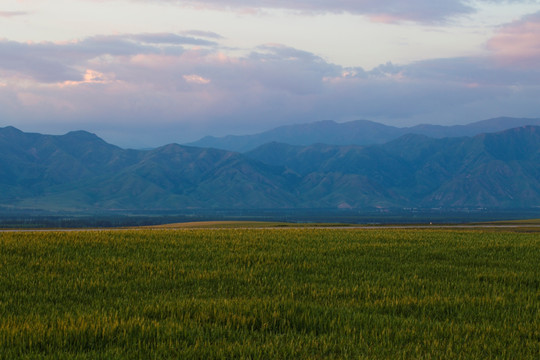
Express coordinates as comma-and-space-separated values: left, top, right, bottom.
134, 0, 478, 23
0, 40, 83, 82
0, 32, 217, 83
0, 25, 539, 147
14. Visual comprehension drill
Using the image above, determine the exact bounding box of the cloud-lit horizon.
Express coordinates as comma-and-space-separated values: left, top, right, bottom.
1, 0, 539, 148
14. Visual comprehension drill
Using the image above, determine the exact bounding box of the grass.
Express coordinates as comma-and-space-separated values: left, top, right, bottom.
148, 221, 354, 229
149, 221, 296, 228
0, 228, 538, 358
486, 218, 540, 225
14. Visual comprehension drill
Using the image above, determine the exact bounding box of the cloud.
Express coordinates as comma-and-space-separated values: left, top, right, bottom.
122, 0, 491, 23
1, 29, 539, 147
80, 0, 540, 24
181, 30, 224, 39
0, 40, 82, 83
0, 11, 29, 18
183, 74, 211, 84
127, 33, 218, 46
487, 11, 540, 67
0, 32, 215, 83
59, 69, 114, 87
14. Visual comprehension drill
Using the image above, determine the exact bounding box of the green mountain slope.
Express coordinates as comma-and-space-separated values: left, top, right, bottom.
1, 125, 539, 211
246, 126, 540, 208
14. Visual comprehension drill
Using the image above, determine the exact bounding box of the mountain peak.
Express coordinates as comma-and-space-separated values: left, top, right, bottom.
0, 126, 24, 137
0, 125, 22, 132
63, 130, 102, 141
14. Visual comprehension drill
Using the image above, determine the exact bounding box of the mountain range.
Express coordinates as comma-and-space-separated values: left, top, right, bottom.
188, 117, 540, 152
1, 118, 539, 212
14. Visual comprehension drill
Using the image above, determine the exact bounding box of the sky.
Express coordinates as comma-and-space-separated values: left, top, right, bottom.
1, 0, 540, 148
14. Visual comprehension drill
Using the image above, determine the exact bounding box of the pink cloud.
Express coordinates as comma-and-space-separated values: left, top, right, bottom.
183, 74, 211, 84
58, 69, 114, 87
1, 30, 540, 147
487, 12, 540, 68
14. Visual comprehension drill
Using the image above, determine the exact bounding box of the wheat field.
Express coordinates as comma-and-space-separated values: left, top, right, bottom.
0, 228, 538, 358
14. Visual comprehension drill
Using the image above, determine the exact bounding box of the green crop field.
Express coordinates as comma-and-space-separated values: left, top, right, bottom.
0, 228, 538, 358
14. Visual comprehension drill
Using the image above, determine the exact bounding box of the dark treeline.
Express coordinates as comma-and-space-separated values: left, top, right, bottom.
1, 208, 539, 228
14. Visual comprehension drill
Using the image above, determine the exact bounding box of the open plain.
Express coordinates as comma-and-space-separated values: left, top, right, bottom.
0, 225, 538, 358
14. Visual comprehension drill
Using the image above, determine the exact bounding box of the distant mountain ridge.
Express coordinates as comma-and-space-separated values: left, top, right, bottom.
1, 124, 539, 211
245, 126, 540, 208
187, 117, 540, 152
